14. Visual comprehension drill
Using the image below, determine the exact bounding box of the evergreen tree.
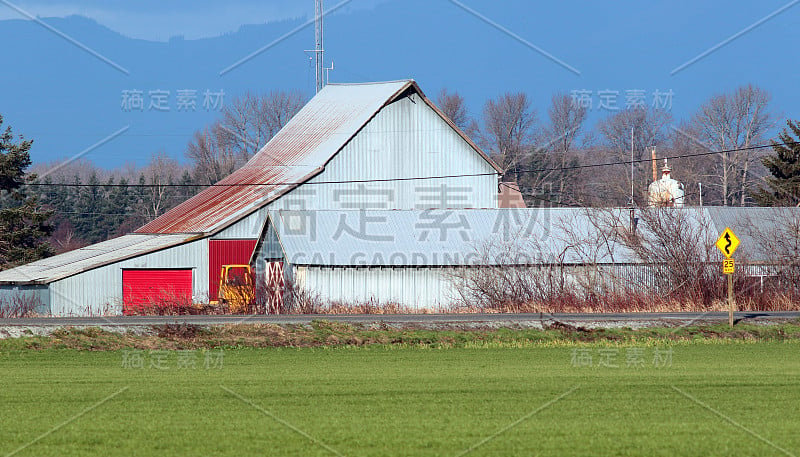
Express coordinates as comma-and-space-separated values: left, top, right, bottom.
107, 176, 130, 237
754, 119, 800, 206
0, 115, 54, 268
74, 171, 104, 243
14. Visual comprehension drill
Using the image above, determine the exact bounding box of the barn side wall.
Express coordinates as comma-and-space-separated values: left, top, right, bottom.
48, 238, 209, 316
303, 93, 499, 210
0, 285, 50, 315
295, 266, 459, 310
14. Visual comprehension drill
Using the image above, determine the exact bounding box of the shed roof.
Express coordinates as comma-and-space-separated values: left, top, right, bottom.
0, 234, 196, 285
137, 80, 500, 235
264, 207, 800, 268
704, 206, 800, 262
266, 208, 636, 267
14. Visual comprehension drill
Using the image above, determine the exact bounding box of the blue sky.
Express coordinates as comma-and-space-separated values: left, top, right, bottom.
1, 0, 798, 168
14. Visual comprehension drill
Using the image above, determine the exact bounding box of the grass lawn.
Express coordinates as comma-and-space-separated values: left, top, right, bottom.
1, 340, 799, 456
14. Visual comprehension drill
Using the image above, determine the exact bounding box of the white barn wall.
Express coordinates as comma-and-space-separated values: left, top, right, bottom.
296, 266, 459, 310
212, 206, 271, 239
48, 238, 209, 316
304, 93, 498, 210
0, 285, 50, 314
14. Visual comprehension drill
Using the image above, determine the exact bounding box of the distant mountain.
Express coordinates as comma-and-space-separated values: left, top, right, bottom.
1, 0, 798, 168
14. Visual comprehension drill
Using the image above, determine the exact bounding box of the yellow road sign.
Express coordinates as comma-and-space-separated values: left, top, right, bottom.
715, 227, 740, 258
722, 258, 734, 275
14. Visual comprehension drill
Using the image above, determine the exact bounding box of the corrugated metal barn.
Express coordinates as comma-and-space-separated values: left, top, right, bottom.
0, 80, 503, 315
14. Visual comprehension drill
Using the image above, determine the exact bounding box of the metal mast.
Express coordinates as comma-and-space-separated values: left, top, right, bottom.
630, 127, 635, 207
314, 0, 324, 93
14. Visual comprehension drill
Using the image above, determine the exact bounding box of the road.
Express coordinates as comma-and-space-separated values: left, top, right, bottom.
1, 311, 798, 328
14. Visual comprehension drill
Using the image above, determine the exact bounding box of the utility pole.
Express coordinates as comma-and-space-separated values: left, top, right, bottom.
630, 127, 635, 207
699, 182, 703, 207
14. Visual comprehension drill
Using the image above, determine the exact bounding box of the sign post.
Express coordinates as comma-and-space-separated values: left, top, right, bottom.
715, 228, 740, 327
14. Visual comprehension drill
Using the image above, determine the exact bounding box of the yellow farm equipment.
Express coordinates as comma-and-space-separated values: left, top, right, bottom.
210, 264, 255, 313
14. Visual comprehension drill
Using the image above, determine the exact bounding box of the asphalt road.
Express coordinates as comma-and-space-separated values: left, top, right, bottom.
1, 311, 798, 327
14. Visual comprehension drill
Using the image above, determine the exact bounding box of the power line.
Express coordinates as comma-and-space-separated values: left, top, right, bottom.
24, 140, 799, 189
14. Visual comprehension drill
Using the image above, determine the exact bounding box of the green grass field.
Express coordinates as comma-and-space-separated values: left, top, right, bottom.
1, 338, 799, 457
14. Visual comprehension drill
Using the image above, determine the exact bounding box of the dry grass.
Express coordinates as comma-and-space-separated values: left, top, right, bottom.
118, 291, 800, 316
0, 293, 43, 317
6, 319, 800, 351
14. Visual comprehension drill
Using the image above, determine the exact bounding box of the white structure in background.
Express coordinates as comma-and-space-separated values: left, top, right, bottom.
648, 159, 685, 207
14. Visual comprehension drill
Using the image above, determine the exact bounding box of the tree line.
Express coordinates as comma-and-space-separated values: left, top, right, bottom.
26, 90, 307, 255
435, 83, 797, 208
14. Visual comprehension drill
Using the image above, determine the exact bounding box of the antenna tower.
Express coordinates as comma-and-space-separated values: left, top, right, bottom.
314, 0, 324, 93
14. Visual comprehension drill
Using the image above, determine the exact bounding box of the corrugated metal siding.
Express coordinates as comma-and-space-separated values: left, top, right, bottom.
212, 206, 271, 239
252, 218, 284, 282
0, 285, 50, 315
215, 92, 500, 240
47, 237, 208, 316
271, 208, 631, 267
297, 262, 792, 311
208, 239, 258, 300
298, 266, 457, 310
301, 93, 498, 210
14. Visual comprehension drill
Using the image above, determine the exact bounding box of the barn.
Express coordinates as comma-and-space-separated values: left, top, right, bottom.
0, 80, 503, 316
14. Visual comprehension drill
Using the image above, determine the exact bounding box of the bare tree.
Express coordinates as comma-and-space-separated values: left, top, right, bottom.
688, 84, 773, 206
185, 125, 239, 185
49, 219, 88, 254
186, 90, 307, 185
436, 89, 480, 140
597, 107, 673, 204
482, 92, 538, 182
598, 107, 673, 161
436, 89, 468, 129
743, 208, 800, 296
541, 94, 588, 205
617, 208, 719, 304
139, 152, 182, 220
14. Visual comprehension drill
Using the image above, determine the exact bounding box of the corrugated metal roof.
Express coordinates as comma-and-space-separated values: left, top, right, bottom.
0, 234, 196, 284
137, 80, 501, 235
266, 207, 800, 267
705, 206, 800, 262
268, 208, 637, 266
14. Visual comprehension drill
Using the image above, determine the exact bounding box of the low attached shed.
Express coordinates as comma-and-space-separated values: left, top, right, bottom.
254, 207, 800, 310
253, 208, 618, 310
0, 234, 207, 315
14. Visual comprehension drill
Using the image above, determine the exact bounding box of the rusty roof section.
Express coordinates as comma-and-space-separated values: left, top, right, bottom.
136, 80, 501, 235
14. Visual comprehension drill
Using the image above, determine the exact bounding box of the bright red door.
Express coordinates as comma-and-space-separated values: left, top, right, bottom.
122, 269, 193, 315
209, 239, 257, 301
